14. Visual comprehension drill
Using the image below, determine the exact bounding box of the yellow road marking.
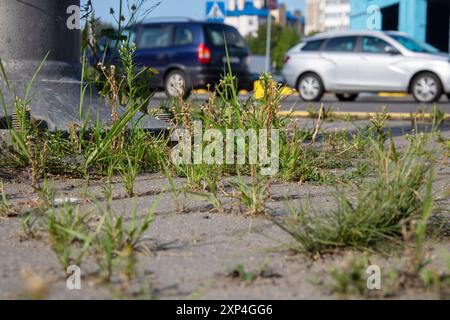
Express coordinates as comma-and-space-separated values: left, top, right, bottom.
378, 92, 408, 98
254, 81, 295, 99
278, 111, 450, 121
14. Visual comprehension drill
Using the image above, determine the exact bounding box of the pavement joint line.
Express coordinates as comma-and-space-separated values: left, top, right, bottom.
278, 111, 450, 121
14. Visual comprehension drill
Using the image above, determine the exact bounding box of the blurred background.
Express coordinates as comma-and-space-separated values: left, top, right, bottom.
84, 0, 450, 73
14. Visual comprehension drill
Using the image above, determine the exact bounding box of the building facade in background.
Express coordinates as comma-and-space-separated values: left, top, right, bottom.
322, 0, 351, 31
224, 0, 304, 37
225, 0, 268, 37
305, 0, 322, 34
350, 0, 450, 52
305, 0, 350, 34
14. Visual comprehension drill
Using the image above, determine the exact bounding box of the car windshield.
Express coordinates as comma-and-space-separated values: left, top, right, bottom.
389, 34, 440, 54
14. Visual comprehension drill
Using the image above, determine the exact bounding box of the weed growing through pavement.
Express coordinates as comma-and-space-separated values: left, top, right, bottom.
277, 133, 435, 254
280, 127, 449, 297
93, 197, 158, 283
185, 164, 225, 213
162, 49, 288, 215
226, 263, 280, 283
0, 43, 164, 189
0, 180, 14, 217
1, 37, 382, 221
119, 152, 139, 198
0, 53, 50, 169
140, 58, 382, 217
306, 104, 334, 120
227, 264, 260, 283
430, 104, 445, 133
391, 175, 450, 297
47, 204, 97, 270
370, 106, 390, 148
327, 253, 372, 297
45, 196, 158, 291
20, 178, 57, 239
227, 173, 270, 215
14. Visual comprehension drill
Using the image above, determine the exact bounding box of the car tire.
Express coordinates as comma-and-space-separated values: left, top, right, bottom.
165, 70, 191, 99
336, 93, 359, 102
297, 73, 324, 102
447, 93, 450, 101
411, 72, 442, 103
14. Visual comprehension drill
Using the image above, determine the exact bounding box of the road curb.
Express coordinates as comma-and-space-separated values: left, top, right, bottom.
278, 111, 450, 121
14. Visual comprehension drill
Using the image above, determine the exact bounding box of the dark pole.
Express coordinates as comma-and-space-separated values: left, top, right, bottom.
0, 0, 80, 66
0, 0, 164, 131
0, 0, 82, 91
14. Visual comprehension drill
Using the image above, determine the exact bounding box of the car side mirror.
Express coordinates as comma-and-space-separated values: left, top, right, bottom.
385, 45, 400, 55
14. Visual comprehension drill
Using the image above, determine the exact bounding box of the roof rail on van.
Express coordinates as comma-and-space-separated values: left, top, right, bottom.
141, 17, 196, 23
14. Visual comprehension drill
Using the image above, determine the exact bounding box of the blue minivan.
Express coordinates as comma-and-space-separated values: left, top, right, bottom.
115, 20, 253, 98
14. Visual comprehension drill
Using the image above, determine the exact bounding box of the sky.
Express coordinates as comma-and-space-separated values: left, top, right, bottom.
83, 0, 305, 24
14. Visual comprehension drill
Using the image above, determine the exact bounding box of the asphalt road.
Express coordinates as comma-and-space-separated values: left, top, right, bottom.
150, 93, 450, 114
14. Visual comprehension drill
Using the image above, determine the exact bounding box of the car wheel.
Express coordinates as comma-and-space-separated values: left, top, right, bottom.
165, 70, 191, 99
411, 73, 442, 103
447, 93, 450, 101
336, 93, 359, 102
297, 73, 324, 102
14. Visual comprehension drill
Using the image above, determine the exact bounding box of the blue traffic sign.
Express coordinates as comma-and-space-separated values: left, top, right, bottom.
206, 1, 226, 23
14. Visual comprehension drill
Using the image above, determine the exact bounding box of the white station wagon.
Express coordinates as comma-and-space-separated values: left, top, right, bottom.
282, 30, 450, 103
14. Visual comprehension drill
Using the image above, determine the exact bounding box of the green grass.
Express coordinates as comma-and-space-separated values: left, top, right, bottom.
185, 164, 225, 213
278, 126, 374, 185
157, 63, 386, 215
0, 35, 383, 216
161, 61, 288, 214
0, 42, 166, 190
226, 263, 277, 283
276, 134, 435, 254
0, 181, 14, 217
0, 53, 50, 168
328, 254, 371, 296
227, 264, 260, 283
47, 204, 97, 270
322, 180, 448, 298
45, 195, 158, 283
93, 197, 158, 282
228, 173, 270, 215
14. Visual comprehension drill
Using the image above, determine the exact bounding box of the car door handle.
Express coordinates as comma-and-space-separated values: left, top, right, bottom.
156, 53, 167, 60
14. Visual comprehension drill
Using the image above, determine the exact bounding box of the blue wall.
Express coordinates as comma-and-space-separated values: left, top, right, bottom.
350, 0, 427, 42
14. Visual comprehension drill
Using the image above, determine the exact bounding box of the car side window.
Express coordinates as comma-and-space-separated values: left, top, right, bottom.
324, 36, 357, 52
302, 40, 324, 51
174, 26, 194, 46
205, 26, 246, 49
362, 36, 392, 53
137, 26, 172, 49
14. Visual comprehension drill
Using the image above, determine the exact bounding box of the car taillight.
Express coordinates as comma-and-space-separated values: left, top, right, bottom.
284, 55, 290, 64
198, 43, 211, 64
